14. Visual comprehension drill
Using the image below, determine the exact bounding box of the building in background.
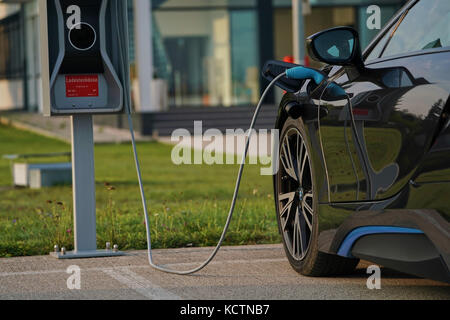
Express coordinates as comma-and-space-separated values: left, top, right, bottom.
0, 0, 406, 132
0, 3, 26, 111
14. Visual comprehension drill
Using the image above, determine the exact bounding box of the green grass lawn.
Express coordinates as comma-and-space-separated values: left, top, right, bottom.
0, 124, 280, 257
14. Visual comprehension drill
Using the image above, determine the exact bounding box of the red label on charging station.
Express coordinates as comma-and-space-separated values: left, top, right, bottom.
65, 75, 99, 98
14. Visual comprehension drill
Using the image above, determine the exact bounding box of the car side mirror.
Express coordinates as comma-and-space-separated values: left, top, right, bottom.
307, 27, 364, 70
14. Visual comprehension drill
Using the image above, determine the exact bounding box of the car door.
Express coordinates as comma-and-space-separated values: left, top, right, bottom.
318, 0, 450, 203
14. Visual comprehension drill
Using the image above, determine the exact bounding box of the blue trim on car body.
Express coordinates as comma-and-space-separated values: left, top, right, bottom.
337, 226, 424, 258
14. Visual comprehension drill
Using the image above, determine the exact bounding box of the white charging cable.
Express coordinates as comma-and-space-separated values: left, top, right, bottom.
105, 0, 287, 275
126, 73, 284, 275
113, 0, 288, 275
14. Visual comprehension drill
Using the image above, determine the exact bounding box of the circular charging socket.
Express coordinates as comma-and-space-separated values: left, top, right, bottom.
68, 22, 97, 51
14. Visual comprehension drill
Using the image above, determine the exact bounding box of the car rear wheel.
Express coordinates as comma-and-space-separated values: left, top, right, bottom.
275, 117, 359, 276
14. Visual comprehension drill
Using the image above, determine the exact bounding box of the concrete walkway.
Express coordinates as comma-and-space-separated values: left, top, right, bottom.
0, 112, 152, 144
159, 132, 275, 159
0, 112, 274, 159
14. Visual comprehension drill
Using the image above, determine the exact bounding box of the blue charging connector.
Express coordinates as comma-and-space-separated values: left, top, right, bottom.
286, 66, 346, 98
286, 66, 326, 85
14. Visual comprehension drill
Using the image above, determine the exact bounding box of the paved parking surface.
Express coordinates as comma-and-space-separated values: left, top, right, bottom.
0, 245, 449, 300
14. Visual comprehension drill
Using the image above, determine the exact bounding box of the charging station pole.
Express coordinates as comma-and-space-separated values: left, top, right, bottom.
51, 115, 124, 259
72, 115, 97, 253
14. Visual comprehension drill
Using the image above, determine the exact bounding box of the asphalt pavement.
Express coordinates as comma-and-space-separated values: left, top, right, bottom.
0, 244, 448, 300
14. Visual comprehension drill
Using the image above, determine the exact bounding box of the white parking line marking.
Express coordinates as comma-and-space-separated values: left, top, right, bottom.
0, 257, 288, 278
102, 268, 181, 300
0, 267, 103, 277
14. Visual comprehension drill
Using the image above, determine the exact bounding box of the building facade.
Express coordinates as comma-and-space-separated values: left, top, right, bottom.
0, 0, 406, 113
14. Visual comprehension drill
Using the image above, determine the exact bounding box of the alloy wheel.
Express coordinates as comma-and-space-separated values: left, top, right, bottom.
277, 128, 314, 261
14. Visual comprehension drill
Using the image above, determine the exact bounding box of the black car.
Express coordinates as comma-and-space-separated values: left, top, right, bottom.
268, 0, 450, 282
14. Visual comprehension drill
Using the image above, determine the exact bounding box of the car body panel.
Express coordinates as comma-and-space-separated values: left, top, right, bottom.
319, 51, 450, 203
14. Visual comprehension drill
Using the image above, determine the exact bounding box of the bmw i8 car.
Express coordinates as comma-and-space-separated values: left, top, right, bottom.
266, 0, 450, 282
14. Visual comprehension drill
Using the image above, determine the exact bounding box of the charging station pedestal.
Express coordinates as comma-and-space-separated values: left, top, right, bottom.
50, 115, 125, 259
40, 0, 130, 259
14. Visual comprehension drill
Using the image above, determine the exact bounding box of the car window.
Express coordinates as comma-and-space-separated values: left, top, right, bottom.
365, 23, 396, 62
381, 0, 450, 58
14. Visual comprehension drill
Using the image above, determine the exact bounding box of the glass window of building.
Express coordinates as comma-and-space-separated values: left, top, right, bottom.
0, 12, 24, 80
273, 0, 404, 66
273, 3, 356, 69
150, 0, 260, 108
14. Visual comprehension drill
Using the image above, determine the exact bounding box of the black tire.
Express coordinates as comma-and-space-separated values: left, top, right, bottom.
275, 116, 359, 277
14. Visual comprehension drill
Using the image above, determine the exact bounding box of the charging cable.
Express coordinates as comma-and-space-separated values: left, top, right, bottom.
126, 70, 285, 275
115, 4, 342, 275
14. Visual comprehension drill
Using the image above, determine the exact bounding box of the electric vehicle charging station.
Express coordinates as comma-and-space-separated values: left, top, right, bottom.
40, 0, 130, 259
39, 0, 339, 270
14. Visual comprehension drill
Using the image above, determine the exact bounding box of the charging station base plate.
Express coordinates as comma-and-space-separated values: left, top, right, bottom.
50, 250, 125, 260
